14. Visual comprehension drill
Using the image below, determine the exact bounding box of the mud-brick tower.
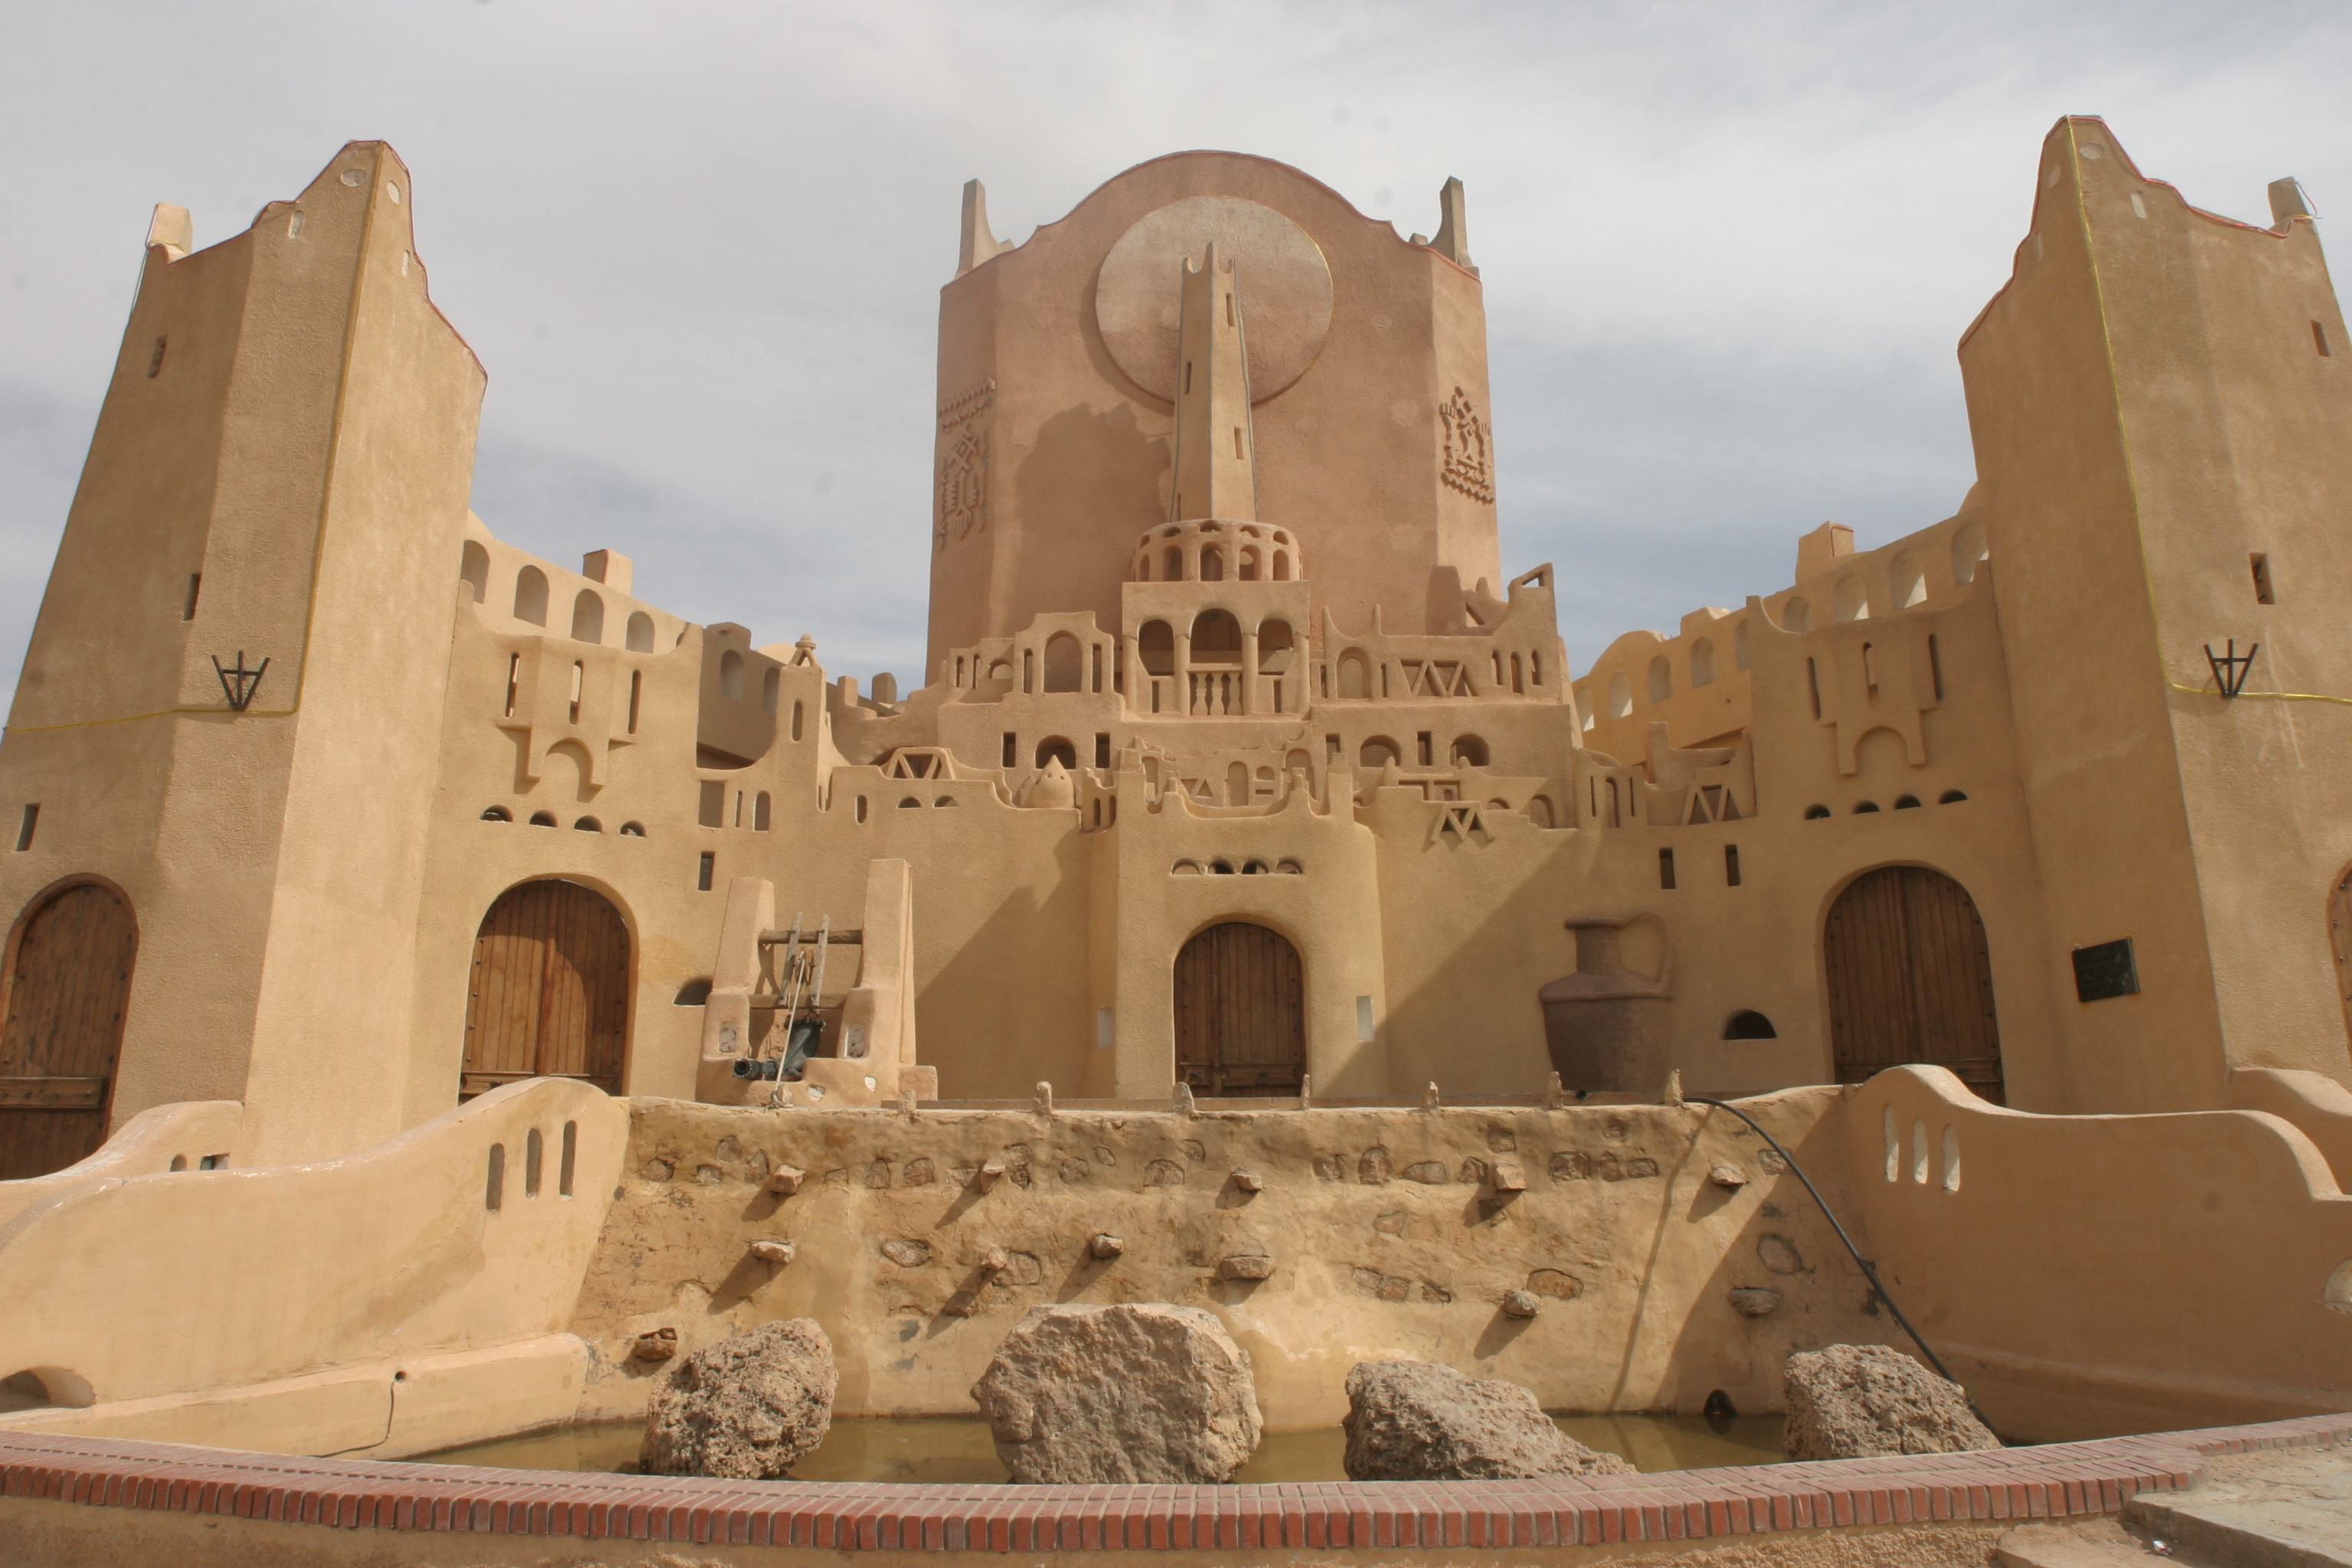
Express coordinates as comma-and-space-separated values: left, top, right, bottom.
1960, 117, 2352, 1111
926, 155, 1501, 677
0, 144, 485, 1168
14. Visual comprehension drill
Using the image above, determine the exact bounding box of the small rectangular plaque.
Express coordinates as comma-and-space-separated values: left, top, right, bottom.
2073, 938, 2140, 1003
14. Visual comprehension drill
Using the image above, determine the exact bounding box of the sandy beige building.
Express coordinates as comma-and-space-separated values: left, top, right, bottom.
0, 115, 2346, 1181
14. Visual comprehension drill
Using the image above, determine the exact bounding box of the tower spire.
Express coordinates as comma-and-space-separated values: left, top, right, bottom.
1168, 241, 1256, 521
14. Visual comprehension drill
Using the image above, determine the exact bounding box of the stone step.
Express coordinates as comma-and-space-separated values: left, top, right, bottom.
1994, 1522, 2190, 1567
2122, 1445, 2352, 1568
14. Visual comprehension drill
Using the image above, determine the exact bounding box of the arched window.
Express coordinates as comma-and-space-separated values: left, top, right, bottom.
1172, 860, 1203, 874
570, 590, 604, 644
1834, 577, 1870, 623
1044, 633, 1083, 692
512, 567, 548, 626
1272, 550, 1291, 580
1894, 795, 1922, 809
1780, 596, 1811, 634
460, 541, 490, 603
791, 701, 805, 741
675, 979, 713, 1006
1239, 547, 1260, 581
1164, 545, 1184, 580
899, 796, 922, 809
1805, 804, 1832, 819
1608, 671, 1632, 718
1035, 737, 1077, 769
1647, 655, 1672, 704
1138, 620, 1175, 677
1136, 553, 1152, 582
1722, 1011, 1779, 1040
1360, 736, 1400, 770
1952, 520, 1988, 585
529, 810, 557, 826
936, 795, 957, 808
619, 822, 646, 836
480, 805, 512, 822
1939, 789, 1968, 804
718, 649, 744, 701
626, 611, 655, 652
1890, 550, 1927, 609
1854, 801, 1881, 814
1256, 619, 1294, 673
573, 817, 601, 831
1450, 735, 1488, 767
1338, 650, 1370, 699
1733, 618, 1752, 671
1191, 609, 1242, 663
761, 668, 779, 714
1690, 638, 1717, 688
753, 792, 771, 831
1200, 546, 1225, 582
1527, 795, 1556, 828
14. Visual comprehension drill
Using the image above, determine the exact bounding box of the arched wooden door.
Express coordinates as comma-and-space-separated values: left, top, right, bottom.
0, 882, 137, 1180
1824, 866, 2004, 1102
1173, 922, 1305, 1096
462, 880, 629, 1099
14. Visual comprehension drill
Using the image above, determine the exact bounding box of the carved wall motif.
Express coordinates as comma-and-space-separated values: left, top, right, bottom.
936, 379, 995, 552
1439, 386, 1494, 505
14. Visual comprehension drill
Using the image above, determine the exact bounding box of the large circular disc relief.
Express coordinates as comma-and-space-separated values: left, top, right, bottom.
1095, 196, 1333, 403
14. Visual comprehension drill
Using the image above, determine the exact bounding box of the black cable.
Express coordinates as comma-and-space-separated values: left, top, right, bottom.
1685, 1095, 1958, 1387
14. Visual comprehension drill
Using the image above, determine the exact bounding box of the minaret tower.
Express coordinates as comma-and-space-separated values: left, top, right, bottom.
1168, 242, 1257, 522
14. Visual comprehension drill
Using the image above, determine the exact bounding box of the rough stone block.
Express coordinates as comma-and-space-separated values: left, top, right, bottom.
1783, 1343, 2000, 1460
1341, 1360, 1634, 1480
639, 1318, 836, 1479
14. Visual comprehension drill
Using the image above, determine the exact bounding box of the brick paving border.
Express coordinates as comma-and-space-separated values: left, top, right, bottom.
2, 1413, 2347, 1552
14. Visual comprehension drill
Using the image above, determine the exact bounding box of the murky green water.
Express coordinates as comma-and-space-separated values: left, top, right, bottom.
417, 1411, 1786, 1481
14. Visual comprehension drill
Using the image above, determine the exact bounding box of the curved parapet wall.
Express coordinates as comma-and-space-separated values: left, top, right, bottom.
0, 1079, 626, 1458
1845, 1066, 2352, 1440
2, 1414, 2347, 1566
0, 1099, 243, 1233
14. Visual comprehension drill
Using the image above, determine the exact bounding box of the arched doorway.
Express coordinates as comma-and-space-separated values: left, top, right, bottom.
462, 879, 629, 1100
2329, 866, 2352, 1051
0, 880, 137, 1180
1173, 922, 1304, 1097
1824, 865, 2004, 1102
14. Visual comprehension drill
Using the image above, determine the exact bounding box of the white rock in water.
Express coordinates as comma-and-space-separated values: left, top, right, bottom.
970, 1302, 1262, 1483
1342, 1360, 1635, 1481
1782, 1343, 2000, 1460
639, 1318, 836, 1479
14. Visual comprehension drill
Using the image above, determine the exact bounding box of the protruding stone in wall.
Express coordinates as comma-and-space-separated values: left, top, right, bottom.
970, 1303, 1262, 1484
1230, 1169, 1264, 1194
1782, 1344, 2000, 1461
1088, 1233, 1124, 1259
630, 1327, 678, 1363
1217, 1252, 1275, 1281
750, 1240, 795, 1266
1501, 1289, 1541, 1318
1341, 1361, 1632, 1481
768, 1165, 806, 1196
639, 1318, 837, 1480
1709, 1164, 1749, 1189
1730, 1287, 1781, 1317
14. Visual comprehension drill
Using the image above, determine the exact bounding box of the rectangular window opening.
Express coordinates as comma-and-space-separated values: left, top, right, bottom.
2252, 552, 2276, 605
1725, 844, 1742, 887
1806, 657, 1822, 720
733, 790, 744, 828
697, 851, 716, 892
1658, 848, 1677, 890
524, 1127, 544, 1198
558, 1121, 577, 1197
14, 804, 37, 853
1225, 292, 1234, 327
567, 660, 583, 724
1094, 733, 1110, 769
505, 653, 521, 717
1416, 731, 1433, 767
1325, 733, 1341, 757
627, 669, 641, 733
182, 573, 201, 621
2317, 321, 2334, 357
697, 779, 724, 828
1928, 635, 1945, 701
1233, 427, 1245, 459
1184, 361, 1193, 395
1355, 995, 1376, 1044
1002, 731, 1018, 768
485, 1143, 505, 1212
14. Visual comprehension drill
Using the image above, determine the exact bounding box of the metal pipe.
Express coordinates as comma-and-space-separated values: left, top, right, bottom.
1685, 1095, 1959, 1387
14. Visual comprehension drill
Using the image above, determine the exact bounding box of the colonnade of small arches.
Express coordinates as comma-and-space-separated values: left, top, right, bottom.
479, 806, 649, 835
1171, 858, 1304, 875
1131, 520, 1298, 584
462, 541, 660, 655
1801, 790, 1968, 819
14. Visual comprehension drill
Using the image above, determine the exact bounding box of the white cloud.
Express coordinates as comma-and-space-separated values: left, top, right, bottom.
1, 0, 2344, 692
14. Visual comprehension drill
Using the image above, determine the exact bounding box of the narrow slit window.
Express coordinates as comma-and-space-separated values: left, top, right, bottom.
2318, 321, 2334, 357
2252, 553, 2276, 605
505, 653, 521, 717
697, 851, 715, 891
1658, 848, 1677, 890
1416, 731, 1433, 767
1862, 642, 1878, 701
524, 1128, 544, 1197
182, 573, 201, 621
1233, 427, 1245, 459
147, 337, 167, 377
1095, 733, 1110, 769
1184, 361, 1193, 394
568, 660, 584, 724
14, 804, 37, 852
1725, 844, 1742, 887
559, 1121, 577, 1197
1226, 292, 1234, 327
485, 1143, 505, 1212
791, 701, 805, 741
1002, 732, 1018, 767
1928, 635, 1945, 701
1806, 657, 1822, 720
628, 669, 642, 733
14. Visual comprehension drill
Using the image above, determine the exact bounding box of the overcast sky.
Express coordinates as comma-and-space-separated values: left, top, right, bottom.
2, 2, 2347, 697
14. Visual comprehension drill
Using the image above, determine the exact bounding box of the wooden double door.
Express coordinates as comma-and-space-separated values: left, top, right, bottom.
462, 879, 629, 1099
1824, 865, 2004, 1102
0, 882, 138, 1180
1174, 922, 1305, 1096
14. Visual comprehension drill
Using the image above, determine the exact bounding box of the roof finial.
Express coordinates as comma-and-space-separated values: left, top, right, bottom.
958, 180, 1007, 276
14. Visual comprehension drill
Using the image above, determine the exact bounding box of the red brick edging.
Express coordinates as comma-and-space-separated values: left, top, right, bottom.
2, 1416, 2347, 1553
